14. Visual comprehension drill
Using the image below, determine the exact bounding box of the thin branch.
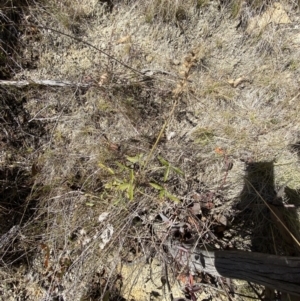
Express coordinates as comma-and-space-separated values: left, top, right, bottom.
16, 23, 145, 76
0, 79, 90, 88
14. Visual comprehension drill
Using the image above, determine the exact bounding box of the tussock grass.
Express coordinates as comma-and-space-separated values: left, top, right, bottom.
48, 0, 101, 32
143, 0, 197, 23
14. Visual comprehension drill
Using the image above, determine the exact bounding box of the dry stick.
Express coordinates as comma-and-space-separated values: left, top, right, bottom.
0, 79, 90, 88
1, 24, 185, 87
143, 100, 178, 172
16, 23, 144, 76
163, 262, 174, 301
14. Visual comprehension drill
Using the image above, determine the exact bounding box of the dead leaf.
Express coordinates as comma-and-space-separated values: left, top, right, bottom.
98, 73, 109, 86
40, 243, 50, 269
228, 77, 249, 88
191, 193, 201, 201
214, 214, 227, 226
215, 147, 224, 155
116, 35, 131, 44
189, 202, 202, 215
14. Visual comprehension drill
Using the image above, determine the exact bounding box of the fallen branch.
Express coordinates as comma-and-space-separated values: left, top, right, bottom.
0, 79, 90, 88
167, 242, 300, 297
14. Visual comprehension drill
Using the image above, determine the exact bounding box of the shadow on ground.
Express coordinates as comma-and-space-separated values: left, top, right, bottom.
234, 160, 300, 256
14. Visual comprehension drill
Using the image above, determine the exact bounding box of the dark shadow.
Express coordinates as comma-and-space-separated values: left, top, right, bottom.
233, 161, 300, 256
0, 87, 45, 265
196, 161, 300, 297
0, 165, 38, 266
0, 166, 33, 235
0, 0, 30, 79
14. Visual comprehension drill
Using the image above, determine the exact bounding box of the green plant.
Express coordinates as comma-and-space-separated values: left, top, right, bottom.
105, 167, 135, 201
147, 156, 184, 203
150, 182, 180, 203
101, 153, 184, 203
157, 155, 184, 182
102, 154, 145, 201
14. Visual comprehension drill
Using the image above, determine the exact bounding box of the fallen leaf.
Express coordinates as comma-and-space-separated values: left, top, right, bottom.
40, 243, 50, 269
215, 147, 224, 155
214, 214, 227, 226
116, 35, 131, 44
228, 77, 249, 88
98, 73, 109, 86
189, 202, 202, 215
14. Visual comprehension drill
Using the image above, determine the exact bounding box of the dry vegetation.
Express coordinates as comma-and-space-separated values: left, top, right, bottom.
1, 0, 300, 300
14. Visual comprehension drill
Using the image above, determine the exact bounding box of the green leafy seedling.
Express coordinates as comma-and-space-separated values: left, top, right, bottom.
98, 162, 115, 175
157, 156, 184, 182
126, 153, 144, 165
102, 154, 144, 201
105, 170, 135, 201
150, 182, 180, 203
104, 162, 135, 201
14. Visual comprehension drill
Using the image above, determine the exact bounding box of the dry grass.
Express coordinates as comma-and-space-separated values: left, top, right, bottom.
1, 0, 300, 300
